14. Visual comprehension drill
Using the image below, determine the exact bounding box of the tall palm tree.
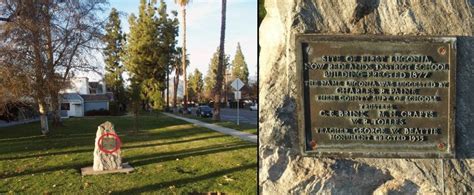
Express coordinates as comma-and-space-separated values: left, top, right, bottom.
213, 0, 227, 121
171, 47, 189, 109
175, 0, 190, 112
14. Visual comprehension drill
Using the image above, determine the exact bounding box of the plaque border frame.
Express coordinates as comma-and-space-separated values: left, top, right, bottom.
295, 34, 456, 158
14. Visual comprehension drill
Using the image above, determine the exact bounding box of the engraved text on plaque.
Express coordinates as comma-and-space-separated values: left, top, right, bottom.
296, 35, 456, 158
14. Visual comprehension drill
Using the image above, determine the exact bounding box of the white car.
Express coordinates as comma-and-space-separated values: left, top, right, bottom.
249, 103, 258, 111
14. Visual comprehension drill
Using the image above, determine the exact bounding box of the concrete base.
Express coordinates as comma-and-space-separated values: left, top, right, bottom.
81, 163, 134, 176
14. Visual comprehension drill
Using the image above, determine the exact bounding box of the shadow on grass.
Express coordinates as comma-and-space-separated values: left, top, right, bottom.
0, 149, 91, 161
0, 124, 224, 157
112, 163, 257, 194
122, 134, 227, 150
127, 142, 256, 167
0, 134, 228, 161
0, 160, 90, 179
0, 135, 47, 142
0, 113, 186, 140
0, 124, 199, 146
0, 142, 255, 179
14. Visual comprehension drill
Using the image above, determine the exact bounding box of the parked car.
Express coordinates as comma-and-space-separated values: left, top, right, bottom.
250, 103, 258, 111
196, 106, 213, 118
178, 107, 192, 114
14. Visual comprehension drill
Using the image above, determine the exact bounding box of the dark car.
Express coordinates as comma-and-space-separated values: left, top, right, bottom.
178, 107, 192, 114
196, 106, 213, 118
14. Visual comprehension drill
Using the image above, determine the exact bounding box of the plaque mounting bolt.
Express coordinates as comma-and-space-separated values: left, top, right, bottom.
438, 47, 446, 55
310, 140, 317, 149
437, 142, 446, 150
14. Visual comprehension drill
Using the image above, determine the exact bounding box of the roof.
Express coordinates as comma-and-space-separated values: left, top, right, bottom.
61, 93, 83, 101
80, 94, 109, 102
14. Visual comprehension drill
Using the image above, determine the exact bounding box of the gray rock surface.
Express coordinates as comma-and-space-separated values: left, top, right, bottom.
259, 0, 474, 194
93, 121, 122, 171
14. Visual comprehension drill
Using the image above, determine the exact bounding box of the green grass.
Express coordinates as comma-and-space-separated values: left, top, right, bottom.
0, 113, 257, 194
181, 114, 257, 135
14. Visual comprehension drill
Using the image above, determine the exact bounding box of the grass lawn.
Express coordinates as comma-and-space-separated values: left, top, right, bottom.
0, 113, 257, 194
181, 114, 257, 135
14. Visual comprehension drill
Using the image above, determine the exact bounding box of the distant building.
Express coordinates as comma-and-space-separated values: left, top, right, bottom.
60, 77, 112, 118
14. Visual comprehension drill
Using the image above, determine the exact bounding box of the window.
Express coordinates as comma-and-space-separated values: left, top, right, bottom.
61, 103, 70, 111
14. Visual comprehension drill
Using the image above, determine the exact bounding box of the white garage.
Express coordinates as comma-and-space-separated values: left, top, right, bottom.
60, 93, 84, 118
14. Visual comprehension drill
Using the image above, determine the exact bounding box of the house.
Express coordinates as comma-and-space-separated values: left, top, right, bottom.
82, 94, 110, 112
60, 77, 112, 118
60, 93, 84, 118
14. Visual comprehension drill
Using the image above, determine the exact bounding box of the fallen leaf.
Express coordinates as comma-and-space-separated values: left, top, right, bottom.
223, 175, 234, 182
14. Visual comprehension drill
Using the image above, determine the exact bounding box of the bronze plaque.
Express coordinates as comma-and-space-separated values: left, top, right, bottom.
296, 35, 456, 158
102, 137, 117, 151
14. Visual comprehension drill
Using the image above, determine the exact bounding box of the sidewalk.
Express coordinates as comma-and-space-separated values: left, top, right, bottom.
162, 113, 257, 144
0, 118, 40, 128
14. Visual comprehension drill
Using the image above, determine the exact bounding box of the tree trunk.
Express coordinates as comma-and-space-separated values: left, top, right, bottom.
134, 113, 138, 132
166, 67, 169, 108
213, 0, 227, 121
45, 3, 62, 127
31, 12, 49, 135
224, 73, 227, 107
198, 92, 200, 104
173, 75, 179, 110
38, 99, 49, 135
132, 99, 139, 132
50, 92, 62, 127
181, 7, 188, 112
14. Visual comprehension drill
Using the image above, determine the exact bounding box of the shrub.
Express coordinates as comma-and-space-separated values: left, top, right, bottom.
85, 109, 110, 116
109, 102, 126, 116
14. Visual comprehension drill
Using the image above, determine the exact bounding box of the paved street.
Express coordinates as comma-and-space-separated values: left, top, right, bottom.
191, 107, 258, 125
220, 108, 258, 125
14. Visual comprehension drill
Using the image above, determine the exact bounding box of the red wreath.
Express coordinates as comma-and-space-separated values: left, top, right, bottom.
97, 133, 122, 154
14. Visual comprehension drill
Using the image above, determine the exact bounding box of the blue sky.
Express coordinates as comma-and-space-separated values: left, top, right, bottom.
100, 0, 257, 80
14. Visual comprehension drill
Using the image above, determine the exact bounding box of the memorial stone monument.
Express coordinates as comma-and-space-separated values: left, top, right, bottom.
93, 121, 122, 171
81, 121, 134, 175
259, 0, 473, 194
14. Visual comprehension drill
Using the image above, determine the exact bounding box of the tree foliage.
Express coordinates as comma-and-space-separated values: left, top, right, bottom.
103, 8, 127, 111
187, 69, 204, 103
174, 0, 191, 7
171, 47, 189, 108
204, 47, 230, 95
231, 42, 249, 85
125, 0, 178, 110
0, 0, 107, 134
